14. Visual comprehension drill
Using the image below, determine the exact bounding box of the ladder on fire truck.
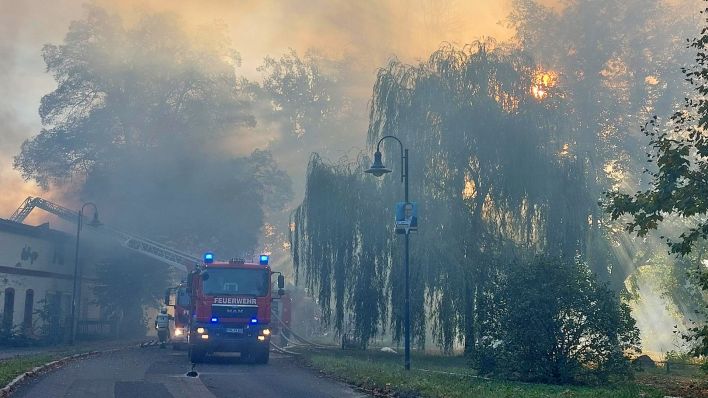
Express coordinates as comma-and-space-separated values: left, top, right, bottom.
9, 196, 199, 271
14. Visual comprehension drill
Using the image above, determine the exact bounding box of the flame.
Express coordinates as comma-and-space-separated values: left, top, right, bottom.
462, 175, 477, 200
531, 85, 547, 100
644, 75, 659, 85
531, 70, 558, 100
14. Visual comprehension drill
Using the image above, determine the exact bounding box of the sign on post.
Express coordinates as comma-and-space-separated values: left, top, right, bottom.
395, 202, 418, 234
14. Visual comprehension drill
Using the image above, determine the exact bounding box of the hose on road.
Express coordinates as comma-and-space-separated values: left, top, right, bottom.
272, 313, 335, 349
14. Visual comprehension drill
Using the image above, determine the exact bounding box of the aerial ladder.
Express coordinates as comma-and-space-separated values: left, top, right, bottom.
9, 196, 199, 271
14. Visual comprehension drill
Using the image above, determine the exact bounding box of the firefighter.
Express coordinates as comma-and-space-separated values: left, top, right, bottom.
155, 307, 171, 348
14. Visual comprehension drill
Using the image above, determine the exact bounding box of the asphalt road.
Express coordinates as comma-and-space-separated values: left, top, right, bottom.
12, 346, 368, 398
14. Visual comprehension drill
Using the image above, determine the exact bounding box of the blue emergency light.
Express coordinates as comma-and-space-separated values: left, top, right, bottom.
250, 318, 258, 324
204, 252, 214, 264
259, 255, 269, 265
211, 317, 218, 323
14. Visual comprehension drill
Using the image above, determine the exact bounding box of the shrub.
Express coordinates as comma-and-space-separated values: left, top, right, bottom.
473, 256, 640, 384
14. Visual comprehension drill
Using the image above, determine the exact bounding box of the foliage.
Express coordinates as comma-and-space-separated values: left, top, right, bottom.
32, 298, 66, 344
258, 49, 338, 139
92, 251, 173, 336
304, 349, 665, 398
0, 325, 39, 348
291, 154, 390, 345
13, 6, 291, 255
254, 48, 366, 193
603, 4, 708, 358
474, 256, 640, 383
509, 0, 701, 297
291, 41, 629, 368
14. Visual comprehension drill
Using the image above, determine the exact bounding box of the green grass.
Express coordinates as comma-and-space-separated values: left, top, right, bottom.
0, 355, 54, 387
0, 342, 109, 388
302, 349, 666, 398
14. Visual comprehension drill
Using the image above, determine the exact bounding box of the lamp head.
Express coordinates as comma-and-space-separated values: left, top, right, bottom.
87, 210, 102, 227
364, 151, 391, 177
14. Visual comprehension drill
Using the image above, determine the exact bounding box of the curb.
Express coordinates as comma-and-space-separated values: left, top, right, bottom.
0, 343, 137, 398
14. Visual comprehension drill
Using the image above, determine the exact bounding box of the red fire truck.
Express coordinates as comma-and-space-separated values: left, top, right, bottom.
164, 283, 190, 349
186, 253, 284, 363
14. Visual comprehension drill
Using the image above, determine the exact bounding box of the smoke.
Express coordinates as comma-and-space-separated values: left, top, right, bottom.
91, 0, 514, 68
1, 0, 701, 350
0, 0, 518, 221
0, 0, 84, 220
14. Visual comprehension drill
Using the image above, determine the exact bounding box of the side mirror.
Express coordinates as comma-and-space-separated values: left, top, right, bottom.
277, 274, 285, 289
201, 272, 210, 281
164, 290, 170, 306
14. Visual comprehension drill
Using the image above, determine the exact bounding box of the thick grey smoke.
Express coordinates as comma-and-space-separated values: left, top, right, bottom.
0, 0, 516, 219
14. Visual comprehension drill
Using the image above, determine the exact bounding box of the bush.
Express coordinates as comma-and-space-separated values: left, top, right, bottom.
473, 256, 640, 384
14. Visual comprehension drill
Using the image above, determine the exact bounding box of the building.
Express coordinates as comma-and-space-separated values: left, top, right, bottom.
0, 218, 102, 341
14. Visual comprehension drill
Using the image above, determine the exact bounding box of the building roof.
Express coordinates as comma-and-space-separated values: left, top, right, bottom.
0, 218, 71, 243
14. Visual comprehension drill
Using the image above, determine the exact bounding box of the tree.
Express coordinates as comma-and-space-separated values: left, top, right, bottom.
258, 49, 338, 140
291, 154, 390, 344
92, 252, 173, 336
14, 6, 291, 256
604, 4, 708, 358
291, 42, 621, 356
475, 256, 640, 383
508, 0, 700, 286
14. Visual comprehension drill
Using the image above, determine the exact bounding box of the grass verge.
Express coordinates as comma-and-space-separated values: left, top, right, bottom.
0, 340, 134, 389
301, 349, 667, 398
0, 355, 54, 388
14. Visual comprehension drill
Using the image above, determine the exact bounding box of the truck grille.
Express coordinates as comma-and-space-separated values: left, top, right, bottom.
211, 305, 258, 319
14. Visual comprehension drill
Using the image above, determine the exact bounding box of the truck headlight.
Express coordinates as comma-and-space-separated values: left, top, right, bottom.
201, 334, 209, 340
196, 327, 206, 334
174, 328, 183, 336
261, 328, 271, 336
257, 335, 265, 341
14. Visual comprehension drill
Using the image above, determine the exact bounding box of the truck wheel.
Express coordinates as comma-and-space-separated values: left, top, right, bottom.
256, 347, 270, 364
189, 346, 206, 363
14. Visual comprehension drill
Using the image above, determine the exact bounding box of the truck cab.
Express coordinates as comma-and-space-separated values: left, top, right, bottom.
186, 254, 284, 363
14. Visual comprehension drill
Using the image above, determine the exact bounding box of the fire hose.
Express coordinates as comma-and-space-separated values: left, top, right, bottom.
271, 312, 334, 349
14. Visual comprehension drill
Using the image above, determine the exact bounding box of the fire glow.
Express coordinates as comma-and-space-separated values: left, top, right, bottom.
531, 70, 558, 100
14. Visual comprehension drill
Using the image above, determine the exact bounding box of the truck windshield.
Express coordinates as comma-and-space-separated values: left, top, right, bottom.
202, 268, 269, 296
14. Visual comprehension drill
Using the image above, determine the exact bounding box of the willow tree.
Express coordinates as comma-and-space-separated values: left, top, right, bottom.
291, 154, 392, 344
292, 42, 615, 352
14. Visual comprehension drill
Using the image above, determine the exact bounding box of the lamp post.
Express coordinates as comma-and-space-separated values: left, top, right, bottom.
70, 202, 101, 345
365, 135, 411, 371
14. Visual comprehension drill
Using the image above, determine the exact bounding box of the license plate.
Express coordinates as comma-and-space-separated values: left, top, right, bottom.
226, 328, 243, 334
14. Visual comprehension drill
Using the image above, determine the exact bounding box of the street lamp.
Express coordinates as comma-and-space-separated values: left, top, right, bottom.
365, 135, 411, 371
70, 202, 102, 345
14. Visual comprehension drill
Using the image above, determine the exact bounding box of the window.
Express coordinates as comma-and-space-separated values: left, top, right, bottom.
177, 288, 190, 306
23, 289, 34, 333
202, 268, 269, 296
3, 288, 15, 331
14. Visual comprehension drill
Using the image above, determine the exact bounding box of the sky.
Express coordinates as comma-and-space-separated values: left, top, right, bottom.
0, 0, 518, 219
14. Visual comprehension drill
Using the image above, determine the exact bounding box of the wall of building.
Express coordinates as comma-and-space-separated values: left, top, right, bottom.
0, 219, 101, 339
